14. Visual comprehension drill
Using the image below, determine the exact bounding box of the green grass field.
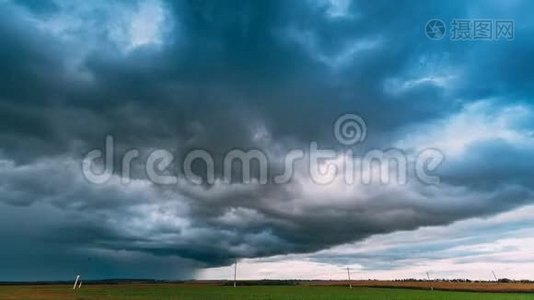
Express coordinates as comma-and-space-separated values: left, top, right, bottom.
1, 285, 534, 300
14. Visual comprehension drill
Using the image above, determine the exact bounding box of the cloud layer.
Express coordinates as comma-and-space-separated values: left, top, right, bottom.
0, 0, 533, 280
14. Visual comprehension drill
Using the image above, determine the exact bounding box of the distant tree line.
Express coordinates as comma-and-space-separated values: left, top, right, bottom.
223, 280, 300, 286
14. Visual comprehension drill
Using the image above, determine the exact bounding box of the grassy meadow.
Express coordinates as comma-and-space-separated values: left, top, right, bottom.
0, 284, 533, 300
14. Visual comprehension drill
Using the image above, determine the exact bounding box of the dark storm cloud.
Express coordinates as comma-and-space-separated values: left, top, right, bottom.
1, 0, 534, 280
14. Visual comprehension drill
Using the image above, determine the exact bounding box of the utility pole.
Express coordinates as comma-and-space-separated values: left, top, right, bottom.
426, 272, 433, 291
492, 271, 498, 282
233, 261, 237, 288
72, 257, 90, 290
73, 275, 80, 290
347, 267, 352, 289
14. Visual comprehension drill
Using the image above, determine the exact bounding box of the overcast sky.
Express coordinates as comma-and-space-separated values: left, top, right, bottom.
1, 0, 533, 281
